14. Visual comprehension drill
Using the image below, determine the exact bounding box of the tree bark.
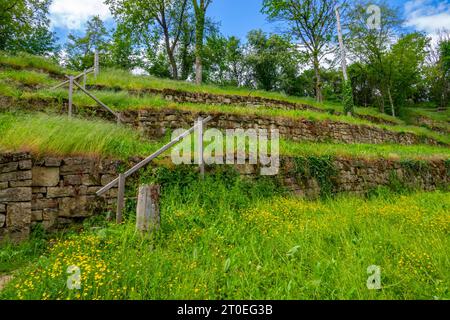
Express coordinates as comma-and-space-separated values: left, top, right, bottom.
313, 54, 323, 103
193, 0, 209, 85
379, 88, 385, 114
195, 55, 203, 84
387, 86, 395, 117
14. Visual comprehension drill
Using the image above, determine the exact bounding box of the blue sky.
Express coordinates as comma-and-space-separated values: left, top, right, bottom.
208, 0, 275, 39
50, 0, 450, 44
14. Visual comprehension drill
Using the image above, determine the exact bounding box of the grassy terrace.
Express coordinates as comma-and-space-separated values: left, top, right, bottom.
0, 112, 449, 161
89, 69, 404, 123
1, 79, 449, 145
0, 75, 450, 144
0, 53, 67, 77
0, 54, 403, 122
406, 108, 450, 132
1, 186, 449, 299
0, 54, 448, 144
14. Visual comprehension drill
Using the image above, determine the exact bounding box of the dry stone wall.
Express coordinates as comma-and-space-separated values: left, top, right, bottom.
0, 95, 442, 146
30, 157, 121, 232
86, 85, 398, 125
1, 151, 448, 242
0, 152, 32, 242
1, 152, 121, 242
120, 109, 443, 146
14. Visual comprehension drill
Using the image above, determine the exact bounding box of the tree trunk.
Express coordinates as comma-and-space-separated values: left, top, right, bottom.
194, 6, 205, 85
313, 54, 323, 103
378, 87, 385, 114
387, 86, 395, 117
168, 52, 178, 80
195, 55, 203, 84
162, 24, 179, 80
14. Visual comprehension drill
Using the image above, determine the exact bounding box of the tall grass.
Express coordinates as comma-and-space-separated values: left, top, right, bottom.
0, 53, 65, 75
15, 87, 450, 145
0, 113, 162, 159
0, 70, 54, 86
0, 112, 448, 160
1, 174, 448, 300
279, 141, 450, 160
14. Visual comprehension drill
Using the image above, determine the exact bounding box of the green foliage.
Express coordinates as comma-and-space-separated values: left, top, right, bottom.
342, 79, 354, 115
106, 23, 138, 71
0, 113, 162, 159
105, 0, 190, 79
293, 156, 337, 198
203, 35, 246, 86
245, 30, 300, 92
0, 70, 53, 86
262, 0, 336, 102
445, 159, 450, 176
346, 1, 402, 114
400, 160, 430, 177
0, 0, 57, 55
0, 227, 48, 274
0, 53, 64, 75
66, 16, 110, 71
2, 189, 449, 300
386, 32, 429, 115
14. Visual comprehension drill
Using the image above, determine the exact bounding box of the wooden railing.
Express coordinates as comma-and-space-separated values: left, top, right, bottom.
97, 116, 213, 223
50, 52, 120, 123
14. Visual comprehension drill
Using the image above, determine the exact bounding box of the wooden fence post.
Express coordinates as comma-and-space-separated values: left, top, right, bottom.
68, 76, 74, 117
116, 173, 125, 224
197, 116, 205, 179
136, 185, 161, 234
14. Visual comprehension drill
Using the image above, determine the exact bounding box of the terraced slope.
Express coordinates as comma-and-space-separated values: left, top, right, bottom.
0, 54, 449, 300
1, 58, 449, 147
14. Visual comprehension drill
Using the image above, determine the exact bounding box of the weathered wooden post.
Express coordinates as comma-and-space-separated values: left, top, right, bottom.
94, 50, 99, 79
116, 173, 125, 224
68, 76, 74, 117
197, 116, 205, 178
136, 185, 161, 234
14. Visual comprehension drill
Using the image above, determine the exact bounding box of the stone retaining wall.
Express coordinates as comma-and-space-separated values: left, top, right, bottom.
87, 85, 398, 125
0, 95, 443, 146
1, 152, 121, 242
120, 109, 443, 146
30, 156, 121, 232
1, 151, 448, 242
281, 157, 449, 198
0, 153, 32, 242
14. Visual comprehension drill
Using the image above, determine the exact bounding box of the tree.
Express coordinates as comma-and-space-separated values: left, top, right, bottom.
346, 0, 401, 114
440, 39, 450, 110
107, 22, 138, 71
202, 34, 246, 86
246, 30, 299, 92
65, 16, 110, 71
0, 0, 57, 55
262, 0, 337, 102
106, 0, 189, 79
192, 0, 212, 84
335, 4, 354, 115
386, 32, 429, 116
178, 13, 196, 80
428, 30, 450, 111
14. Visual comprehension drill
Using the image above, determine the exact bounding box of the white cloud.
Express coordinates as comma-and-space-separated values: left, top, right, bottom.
50, 0, 112, 30
404, 0, 450, 35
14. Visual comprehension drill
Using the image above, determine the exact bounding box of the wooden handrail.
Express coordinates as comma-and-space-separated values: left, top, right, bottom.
50, 67, 94, 90
96, 116, 213, 196
71, 78, 121, 123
